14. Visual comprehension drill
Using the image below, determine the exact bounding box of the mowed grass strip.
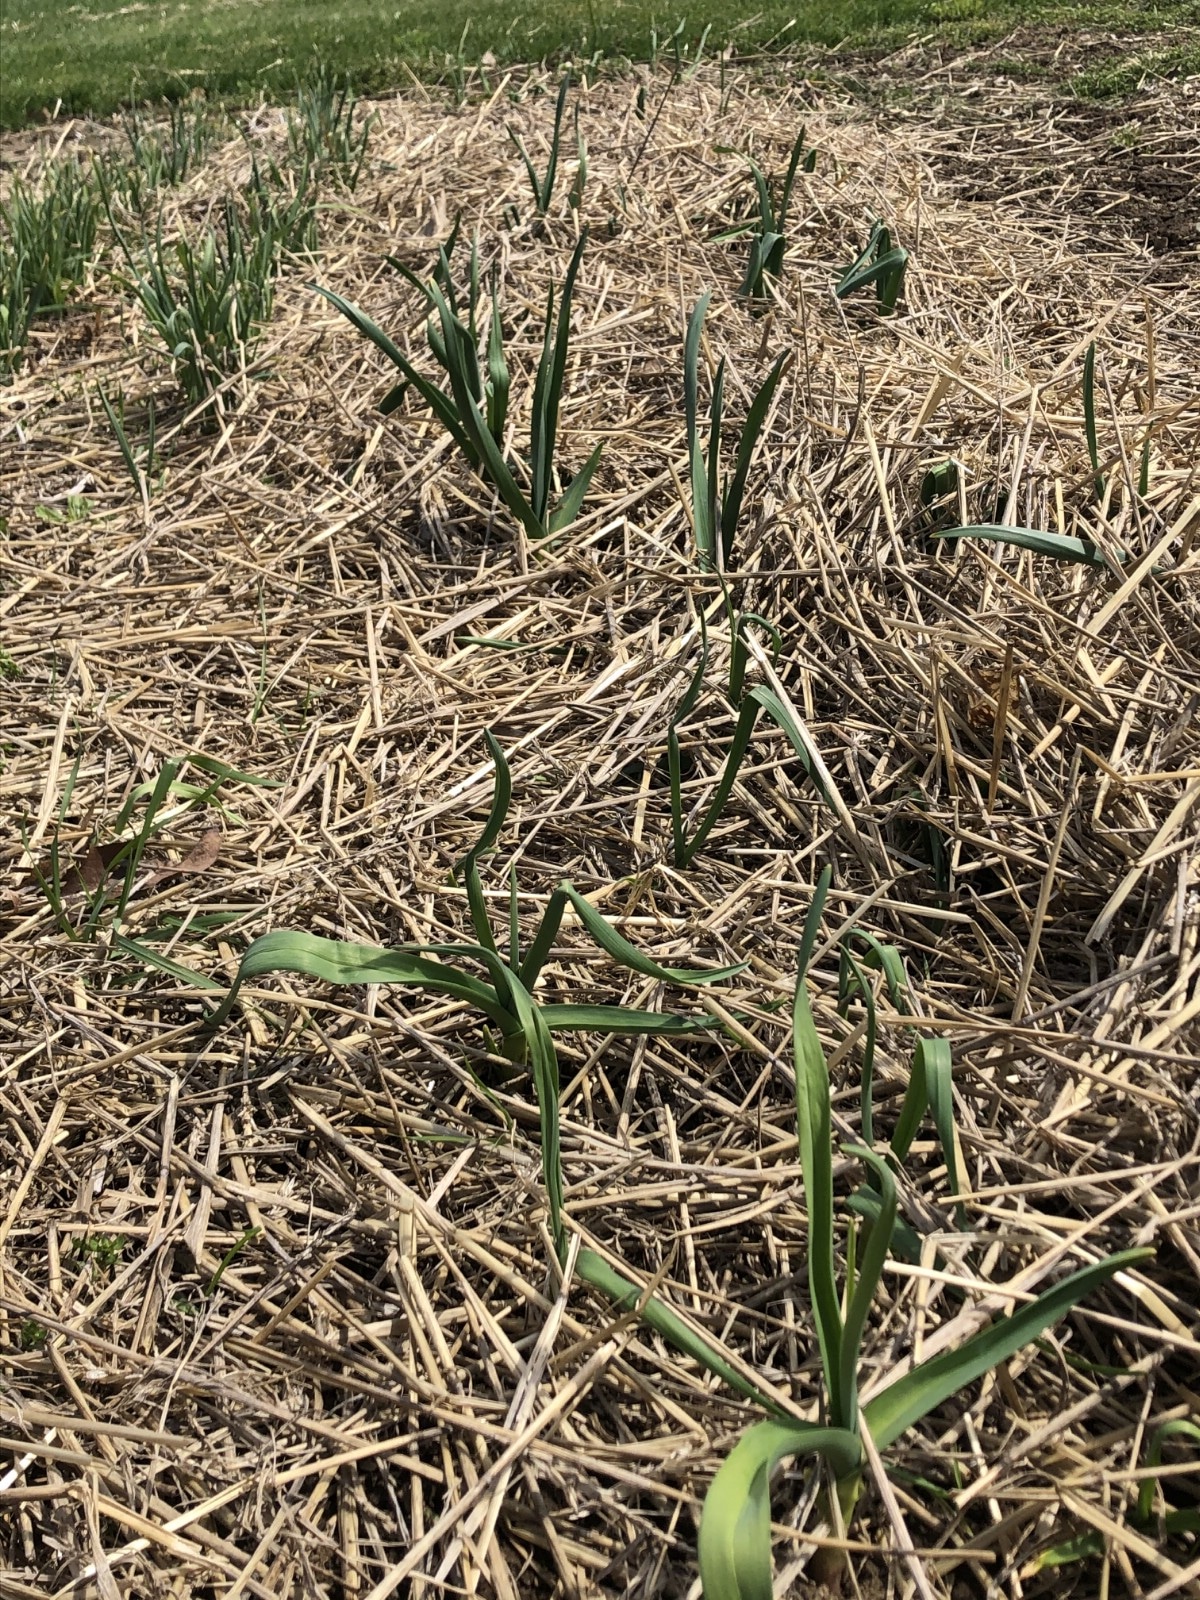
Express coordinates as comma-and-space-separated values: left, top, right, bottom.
3, 0, 1197, 128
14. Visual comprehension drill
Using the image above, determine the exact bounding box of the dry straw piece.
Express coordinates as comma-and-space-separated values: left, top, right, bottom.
2, 41, 1199, 1600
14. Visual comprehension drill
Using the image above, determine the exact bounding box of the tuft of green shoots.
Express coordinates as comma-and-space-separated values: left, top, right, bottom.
835, 218, 908, 315
288, 63, 375, 191
0, 158, 100, 374
684, 293, 787, 569
112, 200, 277, 412
697, 867, 1152, 1597
244, 148, 319, 259
106, 100, 219, 211
314, 233, 602, 540
193, 736, 795, 1406
509, 76, 572, 217
715, 129, 816, 297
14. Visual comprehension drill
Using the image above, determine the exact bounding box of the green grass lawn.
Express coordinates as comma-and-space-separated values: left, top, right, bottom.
1, 0, 1196, 128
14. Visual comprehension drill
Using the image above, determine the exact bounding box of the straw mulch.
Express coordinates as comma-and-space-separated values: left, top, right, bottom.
2, 45, 1198, 1600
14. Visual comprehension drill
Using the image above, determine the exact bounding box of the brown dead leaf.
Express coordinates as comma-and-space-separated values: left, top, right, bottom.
31, 838, 126, 898
147, 828, 222, 887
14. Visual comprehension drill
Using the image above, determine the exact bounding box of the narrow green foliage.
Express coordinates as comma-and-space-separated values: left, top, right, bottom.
835, 219, 908, 314
568, 106, 589, 211
115, 200, 276, 410
1082, 339, 1105, 502
99, 386, 156, 511
727, 609, 779, 703
288, 63, 374, 191
316, 233, 601, 539
716, 129, 816, 297
192, 732, 772, 1427
684, 294, 786, 568
509, 76, 572, 216
699, 1420, 863, 1600
1136, 1419, 1200, 1534
930, 523, 1122, 568
697, 866, 1152, 1597
0, 158, 100, 373
108, 101, 219, 210
442, 21, 474, 107
245, 149, 318, 259
669, 600, 833, 870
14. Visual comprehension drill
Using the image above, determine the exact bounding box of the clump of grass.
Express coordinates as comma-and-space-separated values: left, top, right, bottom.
697, 868, 1151, 1595
684, 292, 787, 569
0, 157, 100, 373
113, 200, 277, 411
288, 64, 374, 192
835, 218, 909, 314
715, 128, 817, 297
315, 232, 602, 540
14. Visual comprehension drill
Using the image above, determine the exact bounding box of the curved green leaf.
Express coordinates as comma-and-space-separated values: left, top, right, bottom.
576, 1247, 777, 1409
199, 928, 511, 1035
863, 1249, 1153, 1449
839, 1146, 897, 1424
560, 882, 747, 985
930, 524, 1120, 569
698, 1418, 862, 1600
1137, 1418, 1200, 1526
540, 1003, 717, 1035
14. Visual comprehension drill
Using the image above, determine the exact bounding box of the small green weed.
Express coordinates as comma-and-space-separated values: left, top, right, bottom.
715, 128, 817, 297
35, 494, 91, 524
316, 232, 602, 540
684, 292, 787, 569
26, 751, 275, 945
835, 218, 908, 314
19, 1319, 47, 1351
72, 1232, 124, 1272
